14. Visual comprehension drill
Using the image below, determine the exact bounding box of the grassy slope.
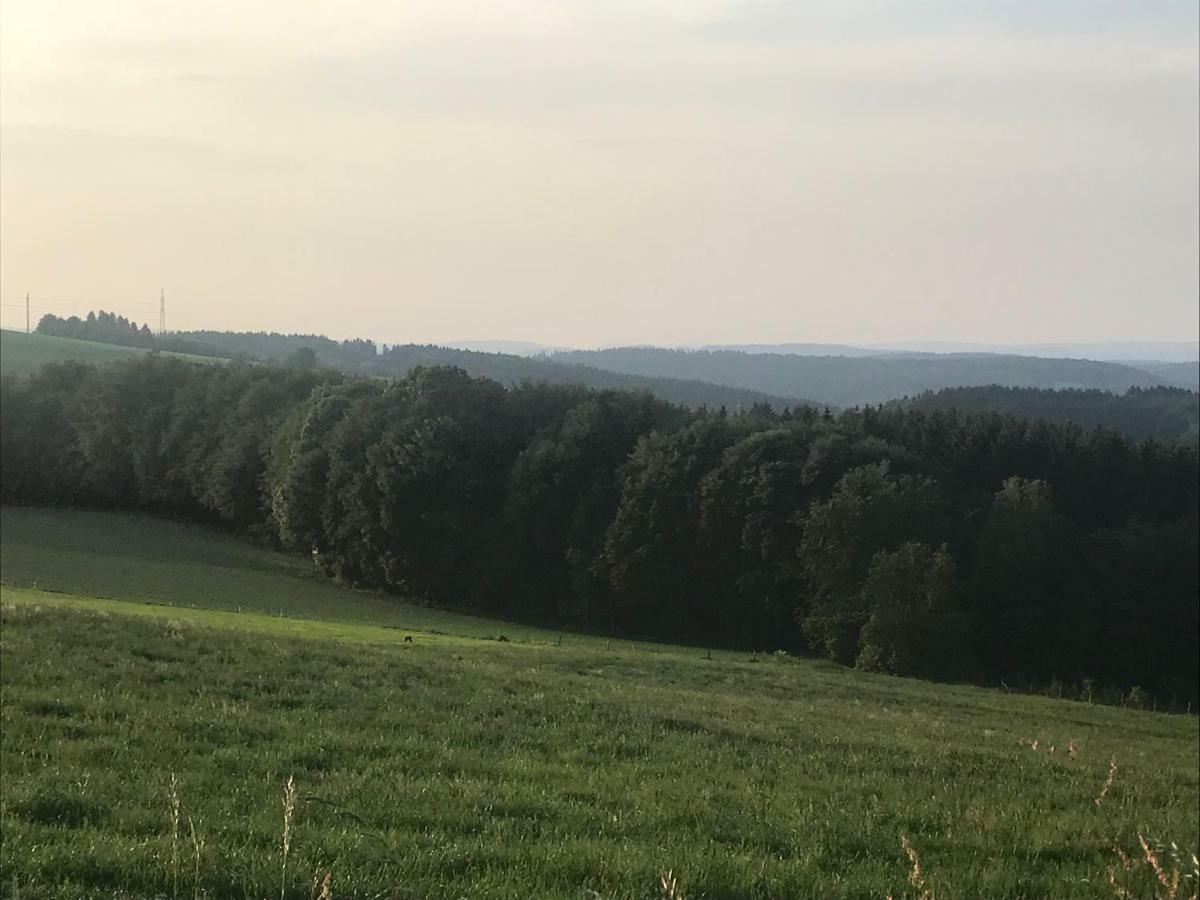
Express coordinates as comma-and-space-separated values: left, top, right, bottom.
0, 507, 556, 642
1, 509, 1197, 899
0, 330, 217, 379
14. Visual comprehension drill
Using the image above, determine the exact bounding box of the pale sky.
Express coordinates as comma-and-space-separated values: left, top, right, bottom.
1, 1, 1197, 347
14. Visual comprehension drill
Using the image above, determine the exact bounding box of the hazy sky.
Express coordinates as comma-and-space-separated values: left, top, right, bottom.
2, 1, 1197, 347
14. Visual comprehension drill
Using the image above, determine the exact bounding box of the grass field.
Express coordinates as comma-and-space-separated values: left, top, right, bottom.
1, 509, 1197, 899
0, 330, 218, 379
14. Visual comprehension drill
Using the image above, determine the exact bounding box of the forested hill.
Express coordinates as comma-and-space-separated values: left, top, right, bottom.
900, 385, 1200, 445
33, 314, 804, 412
3, 356, 1197, 705
550, 347, 1192, 407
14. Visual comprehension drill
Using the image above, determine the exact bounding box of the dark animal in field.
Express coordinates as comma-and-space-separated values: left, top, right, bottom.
404, 635, 413, 643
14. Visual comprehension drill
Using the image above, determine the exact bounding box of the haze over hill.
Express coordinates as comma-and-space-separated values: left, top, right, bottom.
21, 317, 808, 412
866, 341, 1200, 363
440, 340, 574, 357
23, 313, 1200, 412
405, 340, 1200, 364
704, 341, 1200, 364
552, 346, 1196, 408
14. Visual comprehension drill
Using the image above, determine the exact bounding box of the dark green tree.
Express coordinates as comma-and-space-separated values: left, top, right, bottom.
604, 418, 747, 639
970, 477, 1090, 683
503, 391, 682, 623
856, 542, 966, 677
797, 462, 948, 663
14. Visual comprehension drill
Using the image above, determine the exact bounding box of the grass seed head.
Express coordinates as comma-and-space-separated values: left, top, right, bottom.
168, 773, 181, 898
1108, 834, 1198, 900
659, 869, 686, 900
281, 775, 297, 900
187, 816, 205, 900
900, 835, 934, 900
1095, 755, 1118, 807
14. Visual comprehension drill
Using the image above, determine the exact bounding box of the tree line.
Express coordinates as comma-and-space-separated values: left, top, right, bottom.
2, 357, 1196, 704
37, 311, 158, 347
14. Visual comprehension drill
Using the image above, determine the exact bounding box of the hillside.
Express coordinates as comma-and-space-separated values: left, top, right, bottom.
550, 347, 1190, 407
0, 330, 217, 379
1, 507, 1197, 898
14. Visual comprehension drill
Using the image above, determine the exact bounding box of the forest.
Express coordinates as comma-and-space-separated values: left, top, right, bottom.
900, 385, 1199, 444
3, 355, 1196, 705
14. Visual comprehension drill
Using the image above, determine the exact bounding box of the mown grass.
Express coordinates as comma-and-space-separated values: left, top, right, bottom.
0, 509, 1197, 898
0, 330, 217, 379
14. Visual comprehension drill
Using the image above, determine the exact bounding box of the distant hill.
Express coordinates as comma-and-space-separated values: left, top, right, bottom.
1129, 361, 1199, 392
899, 385, 1199, 445
701, 343, 899, 358
369, 344, 807, 411
870, 340, 1200, 363
27, 316, 813, 411
437, 340, 572, 356
550, 346, 1188, 408
0, 330, 217, 380
698, 341, 1200, 365
168, 329, 813, 411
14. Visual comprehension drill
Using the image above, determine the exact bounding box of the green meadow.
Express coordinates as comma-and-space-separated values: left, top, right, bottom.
0, 508, 1197, 899
0, 330, 217, 379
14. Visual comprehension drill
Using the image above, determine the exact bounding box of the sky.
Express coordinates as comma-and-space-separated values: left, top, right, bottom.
1, 1, 1197, 348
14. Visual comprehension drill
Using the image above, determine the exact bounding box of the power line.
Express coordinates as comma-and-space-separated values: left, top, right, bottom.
0, 300, 164, 309
0, 303, 160, 313
0, 295, 213, 330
